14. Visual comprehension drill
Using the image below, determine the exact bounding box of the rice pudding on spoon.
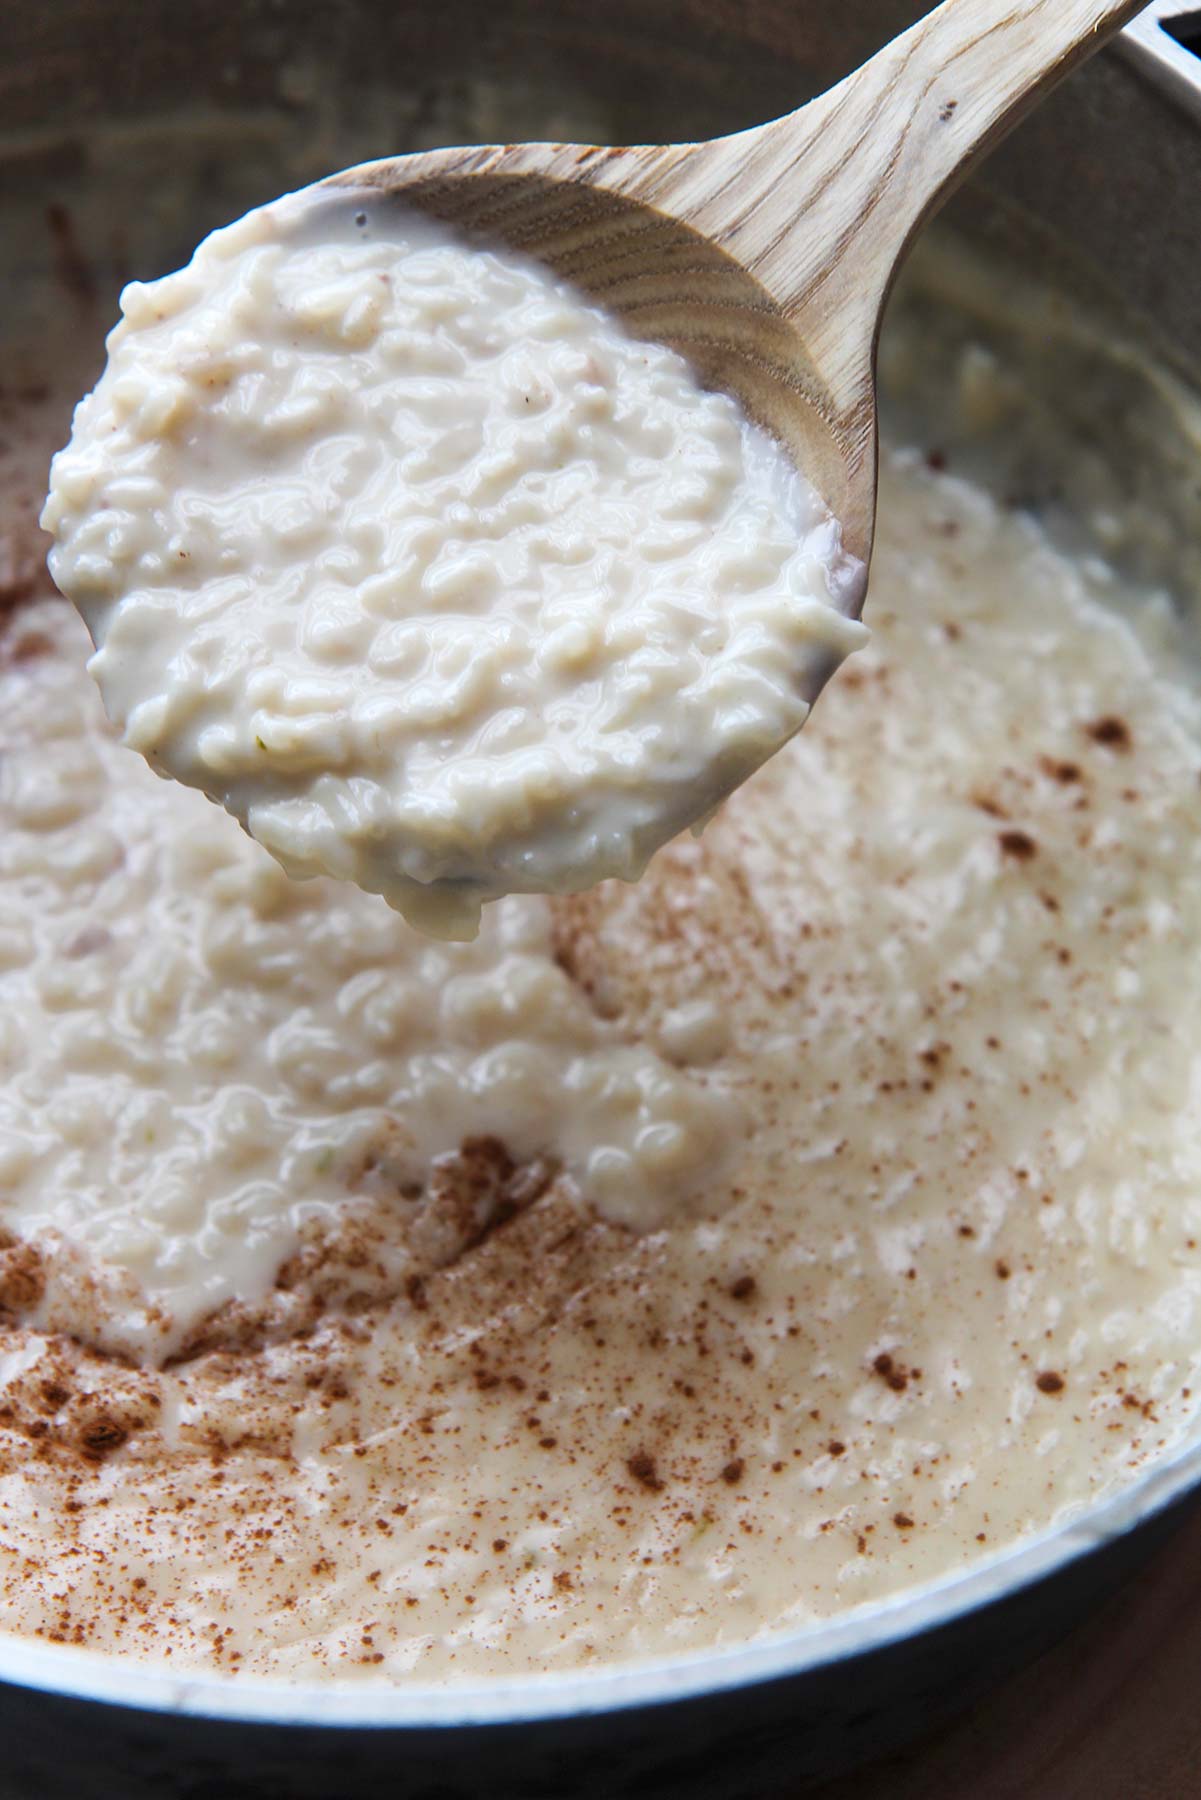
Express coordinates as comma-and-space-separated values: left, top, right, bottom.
43, 0, 1142, 935
41, 195, 864, 939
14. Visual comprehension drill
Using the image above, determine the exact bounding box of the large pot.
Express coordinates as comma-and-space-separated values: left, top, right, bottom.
1, 5, 1200, 1795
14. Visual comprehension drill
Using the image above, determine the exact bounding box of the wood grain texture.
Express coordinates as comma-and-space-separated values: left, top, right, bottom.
325, 0, 1145, 589
807, 1501, 1201, 1800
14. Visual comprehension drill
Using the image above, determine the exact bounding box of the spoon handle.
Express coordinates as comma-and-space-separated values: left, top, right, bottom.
708, 0, 1148, 323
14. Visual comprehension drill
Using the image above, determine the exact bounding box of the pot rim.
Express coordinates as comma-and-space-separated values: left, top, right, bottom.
0, 1421, 1197, 1729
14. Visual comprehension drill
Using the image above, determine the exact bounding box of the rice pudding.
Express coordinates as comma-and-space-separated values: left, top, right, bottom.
4, 366, 1201, 1672
41, 198, 864, 939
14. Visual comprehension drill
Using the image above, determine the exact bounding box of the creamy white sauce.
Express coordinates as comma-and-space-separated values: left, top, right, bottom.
40, 195, 865, 938
4, 436, 1201, 1676
0, 602, 736, 1364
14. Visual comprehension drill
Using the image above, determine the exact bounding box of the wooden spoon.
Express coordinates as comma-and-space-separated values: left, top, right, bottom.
321, 0, 1146, 625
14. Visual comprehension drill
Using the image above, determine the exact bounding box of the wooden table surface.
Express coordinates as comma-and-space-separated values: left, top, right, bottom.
808, 1502, 1201, 1799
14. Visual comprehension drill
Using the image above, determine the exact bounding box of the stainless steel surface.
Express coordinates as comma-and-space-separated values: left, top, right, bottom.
1122, 2, 1201, 116
0, 3, 1200, 1789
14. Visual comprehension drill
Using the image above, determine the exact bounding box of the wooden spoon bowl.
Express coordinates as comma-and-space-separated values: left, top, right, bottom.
320, 0, 1147, 626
